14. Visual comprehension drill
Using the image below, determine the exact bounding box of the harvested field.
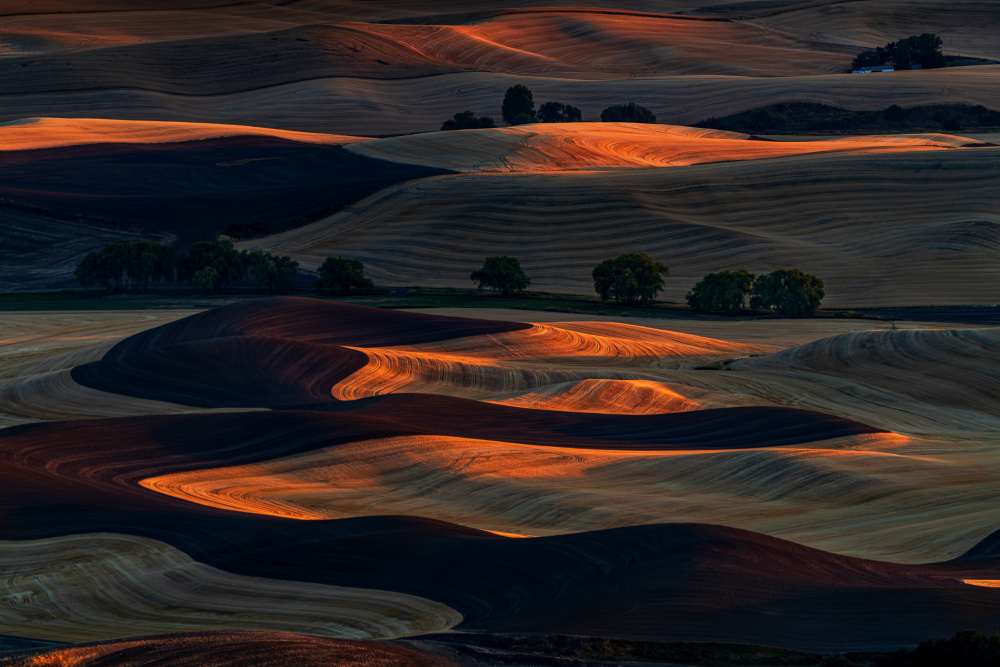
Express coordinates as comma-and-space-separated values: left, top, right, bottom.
0, 533, 460, 643
5, 631, 455, 667
0, 117, 367, 151
1, 298, 1000, 651
4, 0, 1000, 659
0, 136, 449, 249
250, 147, 1000, 308
0, 404, 997, 650
0, 9, 847, 96
3, 68, 1000, 135
346, 122, 979, 172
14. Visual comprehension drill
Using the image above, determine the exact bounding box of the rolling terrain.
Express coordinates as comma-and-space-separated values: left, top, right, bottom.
250, 144, 1000, 307
2, 631, 455, 667
1, 0, 999, 302
3, 298, 1000, 657
3, 0, 1000, 663
4, 117, 999, 303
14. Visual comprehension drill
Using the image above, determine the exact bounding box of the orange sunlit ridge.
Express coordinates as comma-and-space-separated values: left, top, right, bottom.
331, 321, 759, 401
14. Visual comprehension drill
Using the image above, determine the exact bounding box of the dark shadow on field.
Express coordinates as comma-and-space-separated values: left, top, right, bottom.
0, 137, 451, 248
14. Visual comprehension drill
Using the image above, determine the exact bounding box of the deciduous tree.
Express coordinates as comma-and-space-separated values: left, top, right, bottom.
592, 253, 668, 306
502, 85, 536, 125
751, 269, 825, 316
686, 270, 756, 314
316, 257, 374, 294
470, 256, 530, 296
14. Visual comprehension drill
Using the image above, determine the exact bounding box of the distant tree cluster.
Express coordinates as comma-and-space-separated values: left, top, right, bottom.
881, 630, 1000, 667
75, 240, 178, 293
501, 85, 583, 126
600, 102, 657, 124
469, 252, 669, 305
468, 253, 824, 316
441, 110, 495, 131
441, 84, 658, 129
851, 33, 945, 70
76, 240, 299, 294
537, 101, 583, 123
686, 268, 825, 316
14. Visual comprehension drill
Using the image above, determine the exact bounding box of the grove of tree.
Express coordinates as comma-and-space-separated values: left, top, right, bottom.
441, 110, 496, 131
75, 240, 177, 293
687, 268, 825, 316
537, 102, 583, 123
851, 33, 944, 71
75, 239, 301, 294
600, 103, 656, 124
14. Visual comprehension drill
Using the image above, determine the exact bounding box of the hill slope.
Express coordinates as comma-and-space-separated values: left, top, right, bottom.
249, 147, 1000, 307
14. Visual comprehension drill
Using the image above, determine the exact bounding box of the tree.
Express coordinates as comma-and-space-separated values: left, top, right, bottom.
751, 269, 825, 316
592, 253, 668, 306
248, 251, 299, 292
441, 110, 496, 131
686, 270, 756, 314
600, 103, 656, 124
316, 257, 374, 294
502, 85, 535, 125
181, 240, 249, 291
470, 256, 530, 296
537, 101, 583, 123
851, 50, 880, 69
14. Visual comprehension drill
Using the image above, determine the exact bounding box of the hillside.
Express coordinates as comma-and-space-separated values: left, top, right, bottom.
248, 146, 1000, 307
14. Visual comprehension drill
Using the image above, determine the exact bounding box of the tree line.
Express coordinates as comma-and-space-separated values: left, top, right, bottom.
442, 84, 657, 130
470, 253, 825, 317
75, 240, 374, 295
77, 241, 825, 316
